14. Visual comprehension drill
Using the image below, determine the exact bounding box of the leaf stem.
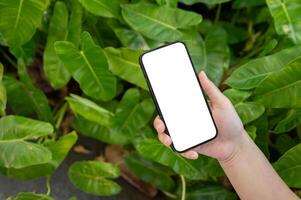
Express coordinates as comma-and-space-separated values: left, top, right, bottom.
180, 175, 186, 200
46, 176, 51, 196
0, 49, 17, 69
214, 4, 222, 23
162, 191, 177, 199
54, 102, 68, 131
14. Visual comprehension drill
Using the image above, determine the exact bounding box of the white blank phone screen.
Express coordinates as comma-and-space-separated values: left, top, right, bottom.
141, 42, 217, 152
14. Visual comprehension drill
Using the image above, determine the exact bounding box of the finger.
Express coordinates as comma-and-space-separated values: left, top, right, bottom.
198, 71, 225, 104
153, 115, 165, 133
181, 150, 199, 160
158, 132, 172, 146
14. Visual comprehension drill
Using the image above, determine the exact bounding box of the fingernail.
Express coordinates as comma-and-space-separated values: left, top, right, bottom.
202, 71, 207, 79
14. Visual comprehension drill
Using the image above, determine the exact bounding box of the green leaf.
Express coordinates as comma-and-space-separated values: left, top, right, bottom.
254, 61, 301, 108
245, 125, 257, 140
126, 153, 175, 191
225, 45, 301, 89
112, 88, 155, 139
3, 75, 53, 122
112, 27, 151, 50
0, 0, 49, 46
13, 192, 53, 200
43, 1, 70, 89
66, 94, 114, 127
104, 47, 148, 90
156, 0, 178, 7
121, 2, 202, 42
275, 134, 297, 154
235, 102, 265, 124
0, 63, 6, 116
9, 40, 36, 65
186, 183, 237, 200
266, 0, 301, 44
198, 25, 230, 85
274, 143, 301, 188
223, 89, 251, 105
233, 0, 265, 9
78, 0, 120, 19
66, 0, 83, 46
4, 131, 77, 180
135, 138, 205, 180
275, 109, 301, 133
180, 30, 205, 70
252, 114, 270, 158
258, 39, 278, 57
55, 31, 117, 101
218, 21, 248, 44
73, 116, 129, 145
179, 0, 230, 5
0, 115, 53, 168
175, 27, 230, 86
68, 161, 121, 196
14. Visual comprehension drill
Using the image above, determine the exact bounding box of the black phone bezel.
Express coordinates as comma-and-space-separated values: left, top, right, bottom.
139, 41, 218, 153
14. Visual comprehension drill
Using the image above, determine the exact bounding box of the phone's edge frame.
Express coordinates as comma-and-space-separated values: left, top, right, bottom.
139, 40, 218, 153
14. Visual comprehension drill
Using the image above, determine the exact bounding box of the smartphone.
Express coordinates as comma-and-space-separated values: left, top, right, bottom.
139, 41, 217, 153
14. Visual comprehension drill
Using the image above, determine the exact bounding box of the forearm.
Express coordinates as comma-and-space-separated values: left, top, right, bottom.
219, 131, 298, 200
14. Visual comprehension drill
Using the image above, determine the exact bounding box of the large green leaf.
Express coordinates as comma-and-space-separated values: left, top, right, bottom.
108, 20, 162, 50
266, 0, 301, 44
104, 47, 148, 90
68, 161, 121, 196
185, 183, 237, 200
235, 102, 265, 124
0, 0, 49, 46
66, 94, 114, 127
9, 40, 36, 65
199, 25, 230, 85
223, 89, 251, 105
126, 153, 175, 191
0, 62, 6, 116
180, 30, 205, 71
73, 116, 129, 145
3, 75, 53, 122
111, 88, 155, 139
0, 115, 53, 168
254, 61, 301, 108
156, 0, 178, 7
13, 192, 53, 200
275, 134, 297, 154
233, 0, 265, 8
135, 138, 205, 180
37, 1, 83, 89
180, 0, 230, 5
3, 131, 77, 180
245, 125, 257, 140
43, 1, 70, 89
180, 26, 230, 86
275, 109, 301, 133
225, 45, 301, 89
121, 2, 202, 42
55, 31, 117, 100
66, 0, 83, 46
78, 0, 120, 19
274, 143, 301, 188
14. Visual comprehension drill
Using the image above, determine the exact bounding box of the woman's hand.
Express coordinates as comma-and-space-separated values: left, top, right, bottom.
153, 71, 245, 161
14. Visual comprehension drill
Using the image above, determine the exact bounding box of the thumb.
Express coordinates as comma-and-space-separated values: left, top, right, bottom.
198, 71, 225, 105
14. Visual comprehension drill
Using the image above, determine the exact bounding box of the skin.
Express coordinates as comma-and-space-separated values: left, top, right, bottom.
153, 71, 299, 200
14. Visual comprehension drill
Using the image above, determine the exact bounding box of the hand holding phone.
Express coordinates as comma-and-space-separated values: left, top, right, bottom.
140, 42, 218, 152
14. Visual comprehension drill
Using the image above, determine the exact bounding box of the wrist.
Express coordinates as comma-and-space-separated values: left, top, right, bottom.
218, 130, 250, 167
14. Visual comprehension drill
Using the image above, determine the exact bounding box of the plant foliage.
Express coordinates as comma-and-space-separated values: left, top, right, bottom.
0, 0, 301, 199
